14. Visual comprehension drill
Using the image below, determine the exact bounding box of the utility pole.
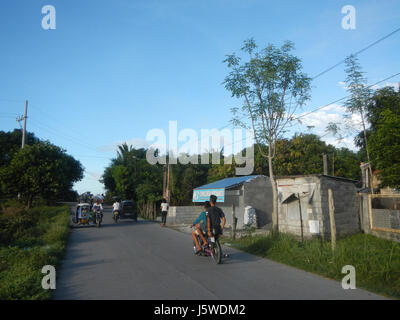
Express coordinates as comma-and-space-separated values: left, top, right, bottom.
21, 100, 28, 148
15, 100, 28, 201
332, 153, 335, 176
163, 165, 167, 199
16, 100, 28, 148
323, 153, 328, 175
166, 162, 170, 203
328, 189, 336, 251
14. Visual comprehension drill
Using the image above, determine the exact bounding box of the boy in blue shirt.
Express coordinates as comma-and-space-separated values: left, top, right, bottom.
191, 201, 210, 254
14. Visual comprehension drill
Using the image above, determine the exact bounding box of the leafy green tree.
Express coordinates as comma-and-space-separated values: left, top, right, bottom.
254, 134, 361, 180
332, 147, 362, 181
102, 144, 164, 210
111, 165, 130, 199
0, 141, 83, 207
369, 109, 400, 189
0, 129, 39, 167
355, 86, 400, 154
223, 39, 311, 231
169, 156, 210, 205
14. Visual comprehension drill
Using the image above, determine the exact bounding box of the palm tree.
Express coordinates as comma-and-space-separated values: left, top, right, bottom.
116, 143, 133, 164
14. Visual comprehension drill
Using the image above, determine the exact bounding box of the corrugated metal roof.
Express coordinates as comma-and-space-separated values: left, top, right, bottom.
194, 175, 262, 190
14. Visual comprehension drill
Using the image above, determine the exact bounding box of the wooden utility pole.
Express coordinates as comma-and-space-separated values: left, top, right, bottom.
166, 163, 170, 202
21, 100, 28, 148
162, 164, 167, 198
298, 193, 304, 242
328, 189, 336, 251
323, 153, 328, 175
332, 153, 335, 176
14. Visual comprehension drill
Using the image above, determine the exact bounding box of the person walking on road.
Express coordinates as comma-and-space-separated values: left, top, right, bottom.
160, 199, 169, 227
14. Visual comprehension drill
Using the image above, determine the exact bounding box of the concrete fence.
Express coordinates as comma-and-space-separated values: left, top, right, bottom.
359, 193, 400, 242
167, 206, 203, 225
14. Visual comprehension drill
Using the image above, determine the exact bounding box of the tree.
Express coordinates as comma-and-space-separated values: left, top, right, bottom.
328, 55, 373, 188
252, 134, 361, 180
0, 141, 83, 207
355, 86, 400, 151
0, 129, 39, 167
102, 144, 164, 210
369, 109, 400, 189
223, 39, 311, 231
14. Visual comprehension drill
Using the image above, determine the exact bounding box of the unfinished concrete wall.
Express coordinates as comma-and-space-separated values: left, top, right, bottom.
277, 175, 359, 239
277, 176, 321, 237
167, 206, 203, 225
218, 187, 245, 229
320, 176, 359, 237
243, 176, 273, 228
218, 176, 273, 229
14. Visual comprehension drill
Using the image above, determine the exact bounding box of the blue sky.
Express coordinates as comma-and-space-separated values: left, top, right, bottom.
0, 0, 399, 194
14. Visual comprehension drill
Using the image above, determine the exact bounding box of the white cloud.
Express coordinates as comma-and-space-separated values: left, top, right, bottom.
338, 81, 348, 89
85, 171, 102, 181
373, 81, 399, 90
295, 103, 363, 150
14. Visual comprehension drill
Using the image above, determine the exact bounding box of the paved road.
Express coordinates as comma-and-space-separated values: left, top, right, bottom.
54, 207, 384, 300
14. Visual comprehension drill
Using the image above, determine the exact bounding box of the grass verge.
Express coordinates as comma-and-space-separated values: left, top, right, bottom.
0, 205, 71, 299
221, 232, 400, 299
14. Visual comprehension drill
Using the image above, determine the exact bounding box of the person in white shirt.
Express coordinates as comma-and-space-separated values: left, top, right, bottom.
112, 200, 121, 221
92, 199, 103, 222
113, 200, 121, 214
160, 199, 169, 227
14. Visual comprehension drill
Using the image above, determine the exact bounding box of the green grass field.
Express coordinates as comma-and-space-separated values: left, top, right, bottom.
221, 232, 400, 299
0, 205, 70, 299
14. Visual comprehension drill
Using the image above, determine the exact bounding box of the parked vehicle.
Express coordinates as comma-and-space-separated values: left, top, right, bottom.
192, 226, 222, 264
121, 200, 138, 221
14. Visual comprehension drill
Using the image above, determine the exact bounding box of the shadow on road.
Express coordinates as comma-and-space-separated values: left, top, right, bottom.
220, 249, 263, 265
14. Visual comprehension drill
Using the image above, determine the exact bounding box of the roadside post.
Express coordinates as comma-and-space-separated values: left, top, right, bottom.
232, 204, 237, 240
328, 189, 337, 251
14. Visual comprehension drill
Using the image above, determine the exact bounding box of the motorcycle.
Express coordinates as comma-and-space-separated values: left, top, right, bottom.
112, 210, 120, 223
93, 209, 103, 228
192, 227, 222, 264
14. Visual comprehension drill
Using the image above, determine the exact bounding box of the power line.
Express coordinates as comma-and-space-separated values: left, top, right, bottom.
29, 103, 98, 140
218, 71, 400, 152
295, 71, 400, 121
311, 26, 400, 80
29, 117, 103, 152
227, 27, 400, 130
0, 98, 25, 104
0, 112, 19, 116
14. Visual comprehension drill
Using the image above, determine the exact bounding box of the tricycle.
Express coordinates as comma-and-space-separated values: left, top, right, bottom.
71, 203, 103, 228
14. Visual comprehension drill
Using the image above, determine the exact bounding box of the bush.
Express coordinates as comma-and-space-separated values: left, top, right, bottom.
0, 205, 70, 299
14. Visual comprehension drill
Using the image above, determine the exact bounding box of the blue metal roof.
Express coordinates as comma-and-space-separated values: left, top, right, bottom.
194, 175, 262, 190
